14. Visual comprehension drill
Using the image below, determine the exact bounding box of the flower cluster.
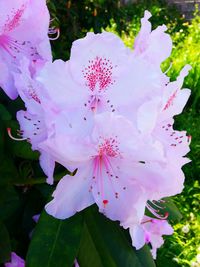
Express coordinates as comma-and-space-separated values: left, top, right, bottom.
1, 1, 191, 259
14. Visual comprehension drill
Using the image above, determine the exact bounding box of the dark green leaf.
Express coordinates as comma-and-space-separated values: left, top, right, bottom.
7, 139, 39, 160
26, 211, 83, 267
0, 104, 11, 121
78, 206, 155, 267
0, 221, 11, 263
0, 157, 19, 185
0, 185, 21, 221
136, 245, 156, 267
163, 198, 182, 223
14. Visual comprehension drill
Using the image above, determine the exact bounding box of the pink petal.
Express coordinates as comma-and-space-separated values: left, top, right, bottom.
45, 165, 95, 219
129, 224, 146, 250
39, 151, 55, 185
134, 10, 172, 66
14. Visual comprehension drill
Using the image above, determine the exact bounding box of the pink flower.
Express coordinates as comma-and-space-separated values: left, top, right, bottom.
14, 58, 55, 184
4, 252, 25, 267
43, 112, 148, 226
37, 32, 167, 120
0, 0, 52, 99
14, 12, 191, 241
134, 65, 191, 199
130, 216, 173, 259
134, 11, 172, 67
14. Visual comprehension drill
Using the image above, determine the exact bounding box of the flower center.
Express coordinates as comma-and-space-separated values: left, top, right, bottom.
89, 136, 122, 208
98, 137, 120, 157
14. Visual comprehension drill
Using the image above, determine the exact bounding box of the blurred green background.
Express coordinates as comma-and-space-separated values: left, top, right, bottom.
48, 0, 200, 266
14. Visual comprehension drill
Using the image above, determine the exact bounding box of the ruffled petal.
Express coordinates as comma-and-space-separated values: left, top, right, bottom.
129, 224, 146, 250
161, 65, 191, 121
134, 10, 172, 66
46, 164, 95, 219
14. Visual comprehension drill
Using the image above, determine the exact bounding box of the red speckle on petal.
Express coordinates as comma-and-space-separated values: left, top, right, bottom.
4, 4, 26, 32
103, 199, 109, 207
163, 89, 178, 111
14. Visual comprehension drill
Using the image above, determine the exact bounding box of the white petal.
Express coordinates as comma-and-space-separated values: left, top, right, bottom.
45, 165, 94, 219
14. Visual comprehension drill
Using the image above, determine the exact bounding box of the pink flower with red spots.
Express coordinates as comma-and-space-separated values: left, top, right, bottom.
13, 10, 191, 257
0, 0, 52, 99
44, 112, 148, 226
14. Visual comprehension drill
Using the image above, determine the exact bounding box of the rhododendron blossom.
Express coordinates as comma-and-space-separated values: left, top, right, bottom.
44, 112, 148, 226
37, 32, 168, 121
13, 10, 191, 257
0, 0, 51, 99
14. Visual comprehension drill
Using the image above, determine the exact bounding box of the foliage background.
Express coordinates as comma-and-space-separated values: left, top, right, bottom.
0, 0, 199, 266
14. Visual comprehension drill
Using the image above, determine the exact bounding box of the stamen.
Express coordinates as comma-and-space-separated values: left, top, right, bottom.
146, 202, 169, 220
7, 128, 27, 141
152, 200, 165, 209
48, 28, 60, 40
141, 219, 153, 225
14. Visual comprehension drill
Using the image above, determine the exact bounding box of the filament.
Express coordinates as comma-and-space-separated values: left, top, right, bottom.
7, 128, 27, 141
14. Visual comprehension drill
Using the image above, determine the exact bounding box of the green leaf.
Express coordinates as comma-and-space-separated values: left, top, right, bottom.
0, 221, 11, 263
26, 211, 83, 267
7, 138, 39, 160
0, 186, 21, 221
136, 245, 156, 267
0, 157, 19, 185
0, 104, 11, 121
78, 206, 155, 267
163, 198, 182, 223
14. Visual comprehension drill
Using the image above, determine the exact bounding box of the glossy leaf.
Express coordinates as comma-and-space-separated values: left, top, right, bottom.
162, 198, 182, 223
0, 186, 21, 221
0, 104, 11, 121
135, 244, 156, 267
26, 211, 83, 267
0, 157, 19, 185
78, 206, 155, 267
